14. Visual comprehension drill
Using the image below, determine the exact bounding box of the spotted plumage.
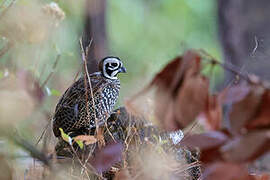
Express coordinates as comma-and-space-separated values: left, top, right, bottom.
52, 57, 126, 137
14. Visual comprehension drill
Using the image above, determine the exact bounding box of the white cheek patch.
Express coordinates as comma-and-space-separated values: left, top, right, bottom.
111, 70, 118, 77
108, 66, 118, 70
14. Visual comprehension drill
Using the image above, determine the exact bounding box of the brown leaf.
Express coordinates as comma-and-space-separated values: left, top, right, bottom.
200, 147, 224, 163
150, 56, 182, 91
151, 50, 209, 130
228, 84, 264, 133
73, 135, 97, 145
222, 83, 251, 104
199, 95, 222, 130
155, 94, 181, 131
173, 74, 209, 128
180, 131, 228, 150
180, 131, 228, 163
246, 91, 270, 130
202, 162, 255, 180
89, 142, 123, 174
221, 130, 270, 162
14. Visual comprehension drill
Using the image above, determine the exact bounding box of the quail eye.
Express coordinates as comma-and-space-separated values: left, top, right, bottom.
111, 63, 118, 67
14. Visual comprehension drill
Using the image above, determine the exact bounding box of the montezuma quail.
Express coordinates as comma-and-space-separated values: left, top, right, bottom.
52, 57, 126, 137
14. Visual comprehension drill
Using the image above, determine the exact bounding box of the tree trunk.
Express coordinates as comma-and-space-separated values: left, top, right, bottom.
218, 0, 270, 87
82, 0, 108, 74
218, 0, 270, 173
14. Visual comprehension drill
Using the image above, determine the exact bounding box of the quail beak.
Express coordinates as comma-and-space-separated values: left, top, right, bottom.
119, 66, 127, 73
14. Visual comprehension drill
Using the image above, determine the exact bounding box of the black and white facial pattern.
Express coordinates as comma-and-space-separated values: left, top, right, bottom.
102, 57, 123, 80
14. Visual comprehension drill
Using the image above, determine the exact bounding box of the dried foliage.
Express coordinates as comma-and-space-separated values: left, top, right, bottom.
128, 50, 270, 179
0, 1, 269, 177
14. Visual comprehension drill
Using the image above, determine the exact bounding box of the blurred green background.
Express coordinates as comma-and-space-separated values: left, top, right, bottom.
0, 0, 221, 139
55, 0, 221, 100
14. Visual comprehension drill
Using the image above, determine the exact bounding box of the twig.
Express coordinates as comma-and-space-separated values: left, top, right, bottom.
35, 121, 50, 146
38, 64, 47, 81
73, 68, 81, 83
105, 120, 117, 143
10, 133, 50, 167
199, 49, 251, 83
41, 54, 61, 88
69, 145, 91, 179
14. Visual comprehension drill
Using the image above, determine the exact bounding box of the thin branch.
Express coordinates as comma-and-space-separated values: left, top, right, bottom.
198, 49, 252, 83
35, 121, 50, 146
10, 133, 50, 167
41, 54, 61, 88
73, 68, 81, 83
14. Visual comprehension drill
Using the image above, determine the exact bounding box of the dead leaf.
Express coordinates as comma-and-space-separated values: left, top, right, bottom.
246, 90, 270, 130
73, 135, 97, 145
89, 142, 123, 174
180, 131, 228, 150
151, 50, 210, 130
202, 162, 255, 180
199, 95, 222, 130
221, 130, 270, 162
228, 84, 264, 133
174, 74, 209, 128
180, 131, 228, 163
221, 83, 251, 104
150, 56, 182, 92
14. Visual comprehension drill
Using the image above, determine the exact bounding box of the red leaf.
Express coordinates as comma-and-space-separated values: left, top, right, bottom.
227, 85, 264, 133
150, 56, 182, 91
180, 131, 228, 163
180, 131, 228, 149
173, 73, 209, 129
202, 162, 255, 180
246, 91, 270, 130
222, 83, 251, 104
89, 142, 123, 174
200, 94, 222, 130
151, 50, 210, 131
221, 130, 270, 162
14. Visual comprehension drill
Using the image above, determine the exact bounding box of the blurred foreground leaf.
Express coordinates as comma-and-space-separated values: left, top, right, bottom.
89, 142, 123, 174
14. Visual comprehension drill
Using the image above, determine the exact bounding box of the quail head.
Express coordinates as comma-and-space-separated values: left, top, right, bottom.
52, 56, 126, 137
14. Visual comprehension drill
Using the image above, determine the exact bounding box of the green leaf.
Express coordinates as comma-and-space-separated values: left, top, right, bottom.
51, 88, 61, 96
59, 128, 72, 145
74, 139, 84, 149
